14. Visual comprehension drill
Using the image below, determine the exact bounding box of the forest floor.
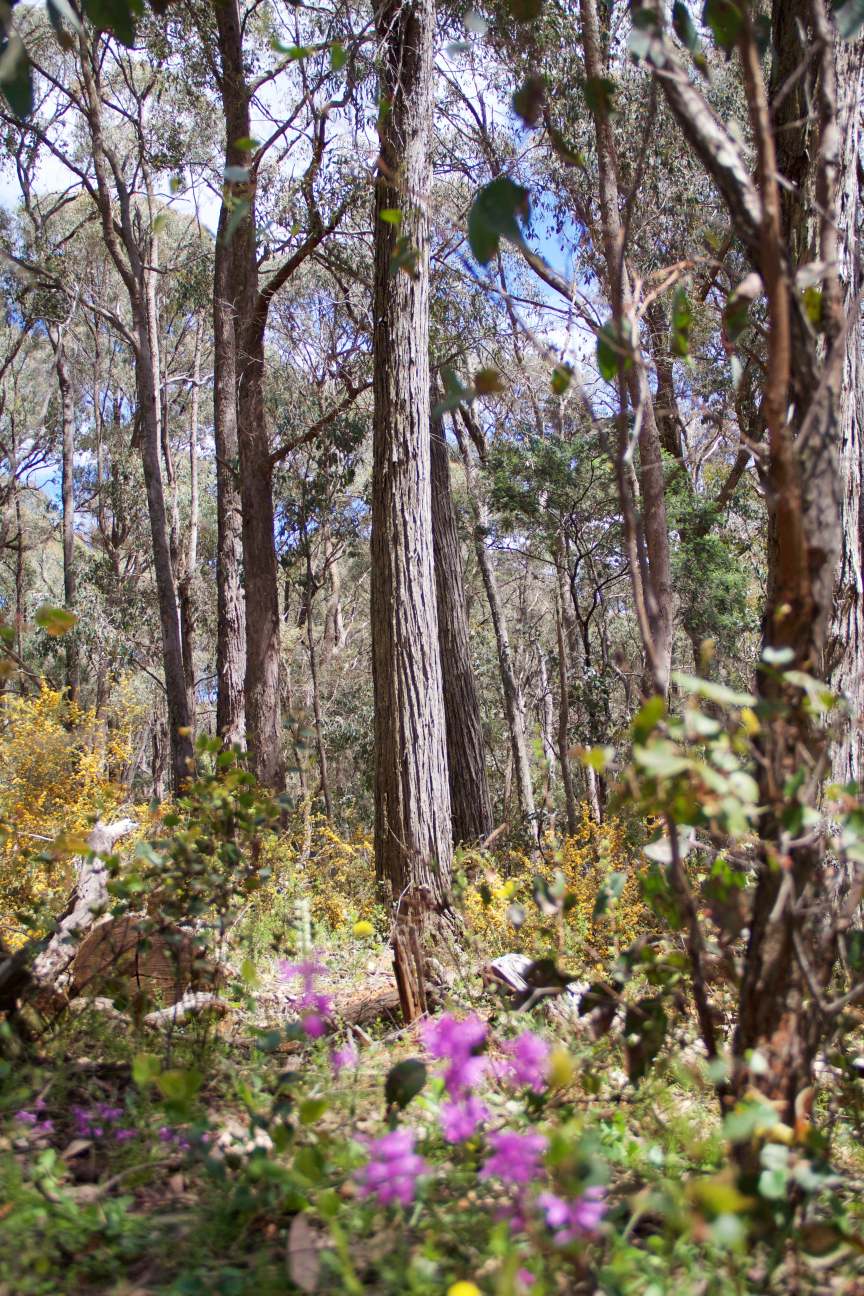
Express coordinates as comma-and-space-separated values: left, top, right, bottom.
4, 930, 864, 1296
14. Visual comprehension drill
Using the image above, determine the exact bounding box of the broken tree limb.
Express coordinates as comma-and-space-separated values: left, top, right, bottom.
31, 818, 137, 990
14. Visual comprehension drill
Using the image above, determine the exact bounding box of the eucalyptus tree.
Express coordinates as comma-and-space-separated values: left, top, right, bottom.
371, 0, 454, 962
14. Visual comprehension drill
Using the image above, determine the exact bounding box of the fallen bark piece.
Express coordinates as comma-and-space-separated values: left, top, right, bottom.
70, 916, 209, 1005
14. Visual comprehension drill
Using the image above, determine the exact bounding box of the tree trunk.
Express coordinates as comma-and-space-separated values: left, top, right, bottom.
579, 0, 673, 695
213, 0, 284, 788
555, 600, 579, 836
453, 409, 537, 832
371, 0, 453, 910
54, 334, 79, 700
133, 298, 194, 793
178, 318, 201, 731
213, 200, 247, 748
237, 327, 284, 790
305, 552, 332, 819
430, 394, 493, 843
826, 37, 864, 785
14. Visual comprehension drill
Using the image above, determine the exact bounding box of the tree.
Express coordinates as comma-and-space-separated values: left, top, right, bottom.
370, 0, 453, 929
430, 385, 493, 843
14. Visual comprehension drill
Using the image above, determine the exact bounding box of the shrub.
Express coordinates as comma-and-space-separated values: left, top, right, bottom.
458, 805, 647, 967
0, 682, 137, 945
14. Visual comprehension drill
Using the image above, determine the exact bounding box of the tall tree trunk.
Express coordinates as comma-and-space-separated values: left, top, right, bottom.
826, 37, 864, 785
371, 0, 453, 910
53, 334, 79, 700
430, 393, 493, 843
213, 0, 284, 788
213, 199, 247, 747
237, 323, 284, 790
133, 299, 195, 792
76, 34, 192, 792
178, 317, 201, 730
303, 542, 332, 819
453, 410, 536, 831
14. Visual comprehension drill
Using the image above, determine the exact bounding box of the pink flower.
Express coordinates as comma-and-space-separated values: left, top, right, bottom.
356, 1129, 427, 1208
422, 1013, 489, 1097
502, 1032, 550, 1093
279, 954, 333, 1037
481, 1130, 547, 1186
330, 1042, 359, 1076
537, 1187, 607, 1242
440, 1095, 489, 1142
517, 1269, 535, 1291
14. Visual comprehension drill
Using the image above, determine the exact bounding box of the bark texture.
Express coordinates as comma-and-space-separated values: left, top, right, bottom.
430, 395, 493, 843
213, 198, 247, 748
371, 0, 453, 905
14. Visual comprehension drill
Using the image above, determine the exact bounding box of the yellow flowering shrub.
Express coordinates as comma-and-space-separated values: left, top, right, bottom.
0, 682, 140, 945
256, 809, 381, 932
459, 805, 650, 969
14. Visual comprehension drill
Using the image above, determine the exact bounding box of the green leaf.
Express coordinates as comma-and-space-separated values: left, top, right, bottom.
329, 40, 347, 71
671, 284, 692, 358
672, 1, 707, 72
803, 284, 823, 328
232, 136, 259, 152
389, 235, 420, 278
584, 76, 617, 116
632, 695, 665, 743
758, 1167, 789, 1200
385, 1058, 427, 1111
379, 207, 402, 225
82, 0, 142, 47
467, 176, 530, 265
702, 0, 743, 51
550, 362, 573, 394
834, 0, 864, 39
624, 997, 667, 1083
512, 75, 545, 127
132, 1052, 162, 1087
156, 1067, 203, 1103
221, 197, 250, 247
299, 1097, 328, 1125
0, 37, 34, 120
633, 744, 692, 778
34, 605, 77, 637
596, 319, 632, 381
671, 671, 756, 708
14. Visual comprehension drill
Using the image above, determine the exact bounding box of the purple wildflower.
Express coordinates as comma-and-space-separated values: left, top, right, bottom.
480, 1130, 547, 1186
279, 955, 333, 1037
421, 1013, 488, 1097
330, 1042, 359, 1076
501, 1032, 550, 1093
356, 1128, 427, 1208
14, 1109, 53, 1134
537, 1187, 607, 1243
517, 1270, 535, 1291
114, 1128, 137, 1143
440, 1095, 489, 1143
